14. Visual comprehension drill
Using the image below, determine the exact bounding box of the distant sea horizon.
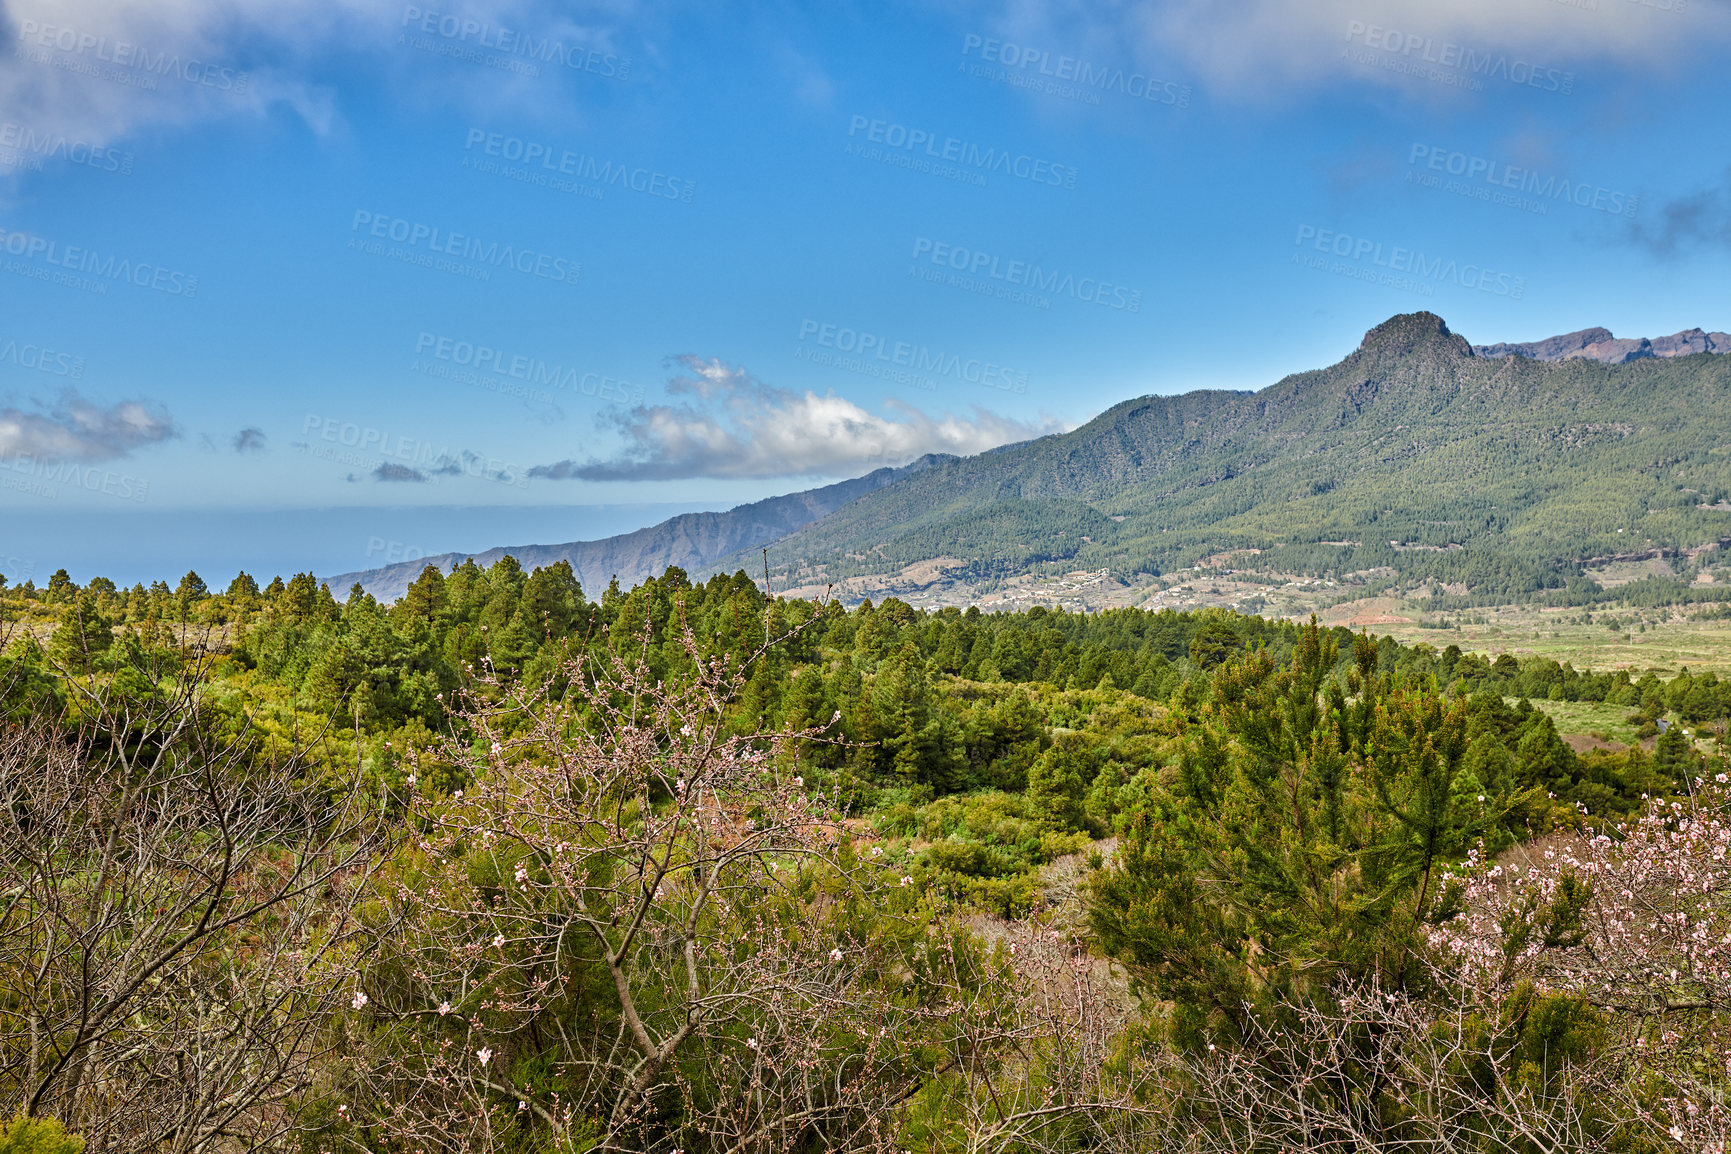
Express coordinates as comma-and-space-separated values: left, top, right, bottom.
0, 503, 703, 589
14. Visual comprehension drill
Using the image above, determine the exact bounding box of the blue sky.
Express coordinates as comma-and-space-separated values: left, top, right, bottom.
2, 0, 1729, 585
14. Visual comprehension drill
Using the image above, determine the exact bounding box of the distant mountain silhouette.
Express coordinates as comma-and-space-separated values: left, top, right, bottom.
322, 456, 948, 601
1472, 325, 1731, 363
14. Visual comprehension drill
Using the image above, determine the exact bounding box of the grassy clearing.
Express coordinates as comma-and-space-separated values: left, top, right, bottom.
1520, 698, 1646, 747
1516, 697, 1724, 758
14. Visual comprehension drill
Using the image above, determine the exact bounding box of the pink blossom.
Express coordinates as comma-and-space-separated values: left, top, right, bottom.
1434, 785, 1731, 1008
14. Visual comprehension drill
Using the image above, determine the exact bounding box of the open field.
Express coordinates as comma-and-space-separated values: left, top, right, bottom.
1371, 604, 1731, 676
1520, 697, 1726, 760
1521, 698, 1648, 748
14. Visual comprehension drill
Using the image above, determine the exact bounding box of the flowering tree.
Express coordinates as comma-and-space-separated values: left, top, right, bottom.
1430, 781, 1731, 1013
1429, 772, 1731, 1151
352, 622, 1012, 1151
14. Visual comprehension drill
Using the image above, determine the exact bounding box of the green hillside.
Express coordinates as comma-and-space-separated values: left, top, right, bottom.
731, 313, 1731, 601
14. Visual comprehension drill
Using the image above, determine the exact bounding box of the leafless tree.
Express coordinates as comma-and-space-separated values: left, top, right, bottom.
1123, 983, 1624, 1154
906, 922, 1163, 1154
0, 658, 397, 1151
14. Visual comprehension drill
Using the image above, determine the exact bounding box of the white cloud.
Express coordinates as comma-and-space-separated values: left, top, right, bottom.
979, 0, 1730, 101
0, 390, 175, 461
530, 355, 1067, 481
0, 0, 631, 154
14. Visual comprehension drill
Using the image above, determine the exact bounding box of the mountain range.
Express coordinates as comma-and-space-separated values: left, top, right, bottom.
325, 314, 1731, 605
1471, 326, 1731, 364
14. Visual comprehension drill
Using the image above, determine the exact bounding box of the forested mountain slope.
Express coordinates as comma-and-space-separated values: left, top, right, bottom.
323, 454, 949, 601
718, 312, 1731, 599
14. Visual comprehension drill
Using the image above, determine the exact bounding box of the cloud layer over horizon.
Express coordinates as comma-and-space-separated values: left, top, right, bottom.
529, 356, 1067, 481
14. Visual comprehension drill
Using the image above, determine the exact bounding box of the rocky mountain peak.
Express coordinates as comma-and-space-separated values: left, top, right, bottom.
1357, 312, 1473, 360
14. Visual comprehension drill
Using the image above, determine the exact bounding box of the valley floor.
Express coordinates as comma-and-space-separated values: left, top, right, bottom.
782, 556, 1731, 674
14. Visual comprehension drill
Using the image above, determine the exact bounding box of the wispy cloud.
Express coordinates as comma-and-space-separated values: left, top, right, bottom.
0, 0, 630, 160
530, 355, 1065, 481
980, 0, 1730, 102
1626, 169, 1731, 257
373, 462, 426, 482
0, 390, 175, 461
